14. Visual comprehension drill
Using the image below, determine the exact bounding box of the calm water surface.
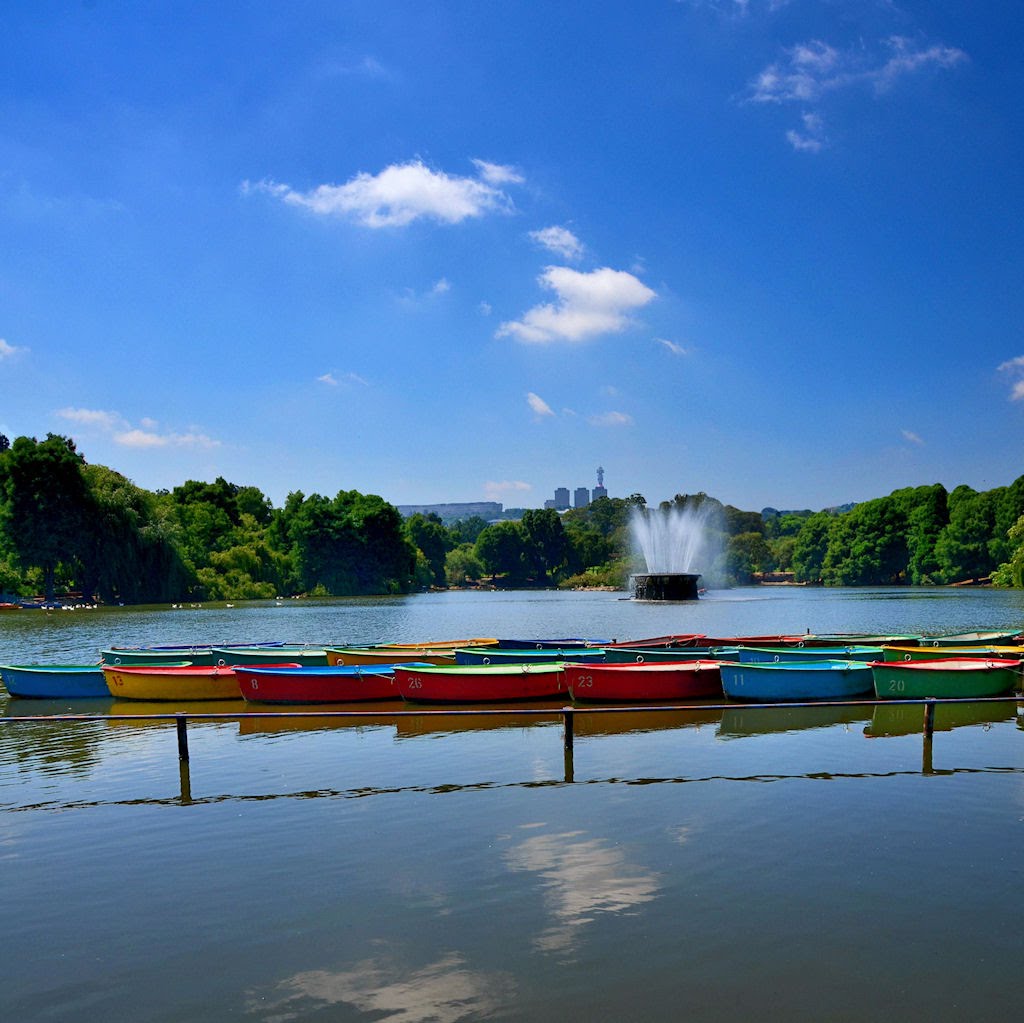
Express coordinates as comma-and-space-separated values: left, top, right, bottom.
1, 588, 1023, 1021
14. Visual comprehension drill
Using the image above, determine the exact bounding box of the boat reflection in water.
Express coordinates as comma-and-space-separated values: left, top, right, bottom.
865, 700, 1017, 737
717, 703, 871, 738
236, 702, 400, 736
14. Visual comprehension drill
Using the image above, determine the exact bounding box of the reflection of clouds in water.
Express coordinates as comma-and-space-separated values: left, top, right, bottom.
668, 824, 693, 845
505, 829, 660, 953
249, 951, 513, 1023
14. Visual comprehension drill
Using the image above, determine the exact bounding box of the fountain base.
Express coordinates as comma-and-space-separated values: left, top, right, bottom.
631, 572, 702, 601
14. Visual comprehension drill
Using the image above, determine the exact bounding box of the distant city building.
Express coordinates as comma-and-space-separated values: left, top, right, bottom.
544, 499, 556, 510
592, 465, 607, 501
574, 487, 589, 508
554, 487, 570, 511
397, 501, 502, 523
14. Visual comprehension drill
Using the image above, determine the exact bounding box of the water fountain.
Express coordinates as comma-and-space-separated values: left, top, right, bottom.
630, 501, 719, 600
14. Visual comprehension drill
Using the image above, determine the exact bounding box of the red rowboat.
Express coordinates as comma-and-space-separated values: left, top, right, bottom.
603, 634, 706, 649
392, 663, 567, 703
564, 660, 723, 701
234, 664, 408, 703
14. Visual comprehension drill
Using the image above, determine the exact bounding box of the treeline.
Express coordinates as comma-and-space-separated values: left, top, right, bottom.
2, 434, 1024, 602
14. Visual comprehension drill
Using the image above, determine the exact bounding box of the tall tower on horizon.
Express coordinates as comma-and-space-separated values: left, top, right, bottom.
593, 465, 607, 501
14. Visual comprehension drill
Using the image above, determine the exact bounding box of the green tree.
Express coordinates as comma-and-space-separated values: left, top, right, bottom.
791, 511, 834, 583
726, 531, 774, 583
821, 497, 909, 585
0, 435, 90, 600
445, 543, 485, 586
474, 521, 529, 582
404, 512, 452, 587
520, 508, 571, 582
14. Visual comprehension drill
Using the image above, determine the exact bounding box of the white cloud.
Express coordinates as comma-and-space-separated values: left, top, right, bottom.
901, 429, 924, 445
57, 407, 126, 430
431, 277, 451, 295
55, 407, 220, 449
0, 338, 27, 358
529, 226, 584, 261
526, 392, 555, 417
484, 480, 532, 501
114, 428, 219, 449
655, 337, 689, 356
589, 411, 634, 427
998, 356, 1024, 401
497, 267, 656, 344
479, 301, 492, 316
471, 159, 524, 185
244, 159, 520, 228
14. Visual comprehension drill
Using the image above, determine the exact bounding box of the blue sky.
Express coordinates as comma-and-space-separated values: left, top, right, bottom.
2, 1, 1022, 513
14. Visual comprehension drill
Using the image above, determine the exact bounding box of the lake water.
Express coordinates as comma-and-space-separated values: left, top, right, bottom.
2, 587, 1023, 1022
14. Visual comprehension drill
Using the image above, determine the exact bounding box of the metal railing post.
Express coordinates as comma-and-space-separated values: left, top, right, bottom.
176, 714, 190, 761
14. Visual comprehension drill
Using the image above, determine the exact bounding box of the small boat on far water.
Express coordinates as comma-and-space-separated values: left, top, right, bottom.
393, 663, 567, 703
0, 664, 111, 699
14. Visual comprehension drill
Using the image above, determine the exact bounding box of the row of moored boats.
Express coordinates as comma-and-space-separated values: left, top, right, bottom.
2, 630, 1024, 704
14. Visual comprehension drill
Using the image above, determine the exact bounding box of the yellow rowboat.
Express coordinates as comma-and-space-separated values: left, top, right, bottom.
101, 664, 247, 701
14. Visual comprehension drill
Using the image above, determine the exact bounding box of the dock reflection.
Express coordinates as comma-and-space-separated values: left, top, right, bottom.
864, 700, 1017, 738
718, 704, 871, 739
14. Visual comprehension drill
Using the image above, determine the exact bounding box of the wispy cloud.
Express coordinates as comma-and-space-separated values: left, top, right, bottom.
526, 392, 555, 417
55, 407, 220, 449
655, 337, 689, 356
0, 338, 27, 359
529, 226, 584, 261
497, 267, 656, 344
431, 277, 451, 295
901, 429, 924, 445
786, 111, 827, 152
471, 159, 524, 185
319, 371, 368, 387
998, 356, 1024, 401
748, 35, 967, 150
589, 411, 634, 427
750, 37, 966, 105
243, 158, 520, 228
484, 479, 532, 501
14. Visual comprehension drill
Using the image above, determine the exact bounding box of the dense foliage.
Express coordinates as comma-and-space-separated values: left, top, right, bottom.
2, 432, 1024, 602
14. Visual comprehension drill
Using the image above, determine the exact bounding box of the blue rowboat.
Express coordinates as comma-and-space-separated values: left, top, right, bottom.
454, 646, 606, 665
0, 664, 111, 699
734, 645, 883, 664
719, 660, 875, 702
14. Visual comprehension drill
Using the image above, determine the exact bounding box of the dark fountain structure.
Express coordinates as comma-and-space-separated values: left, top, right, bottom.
631, 572, 702, 601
